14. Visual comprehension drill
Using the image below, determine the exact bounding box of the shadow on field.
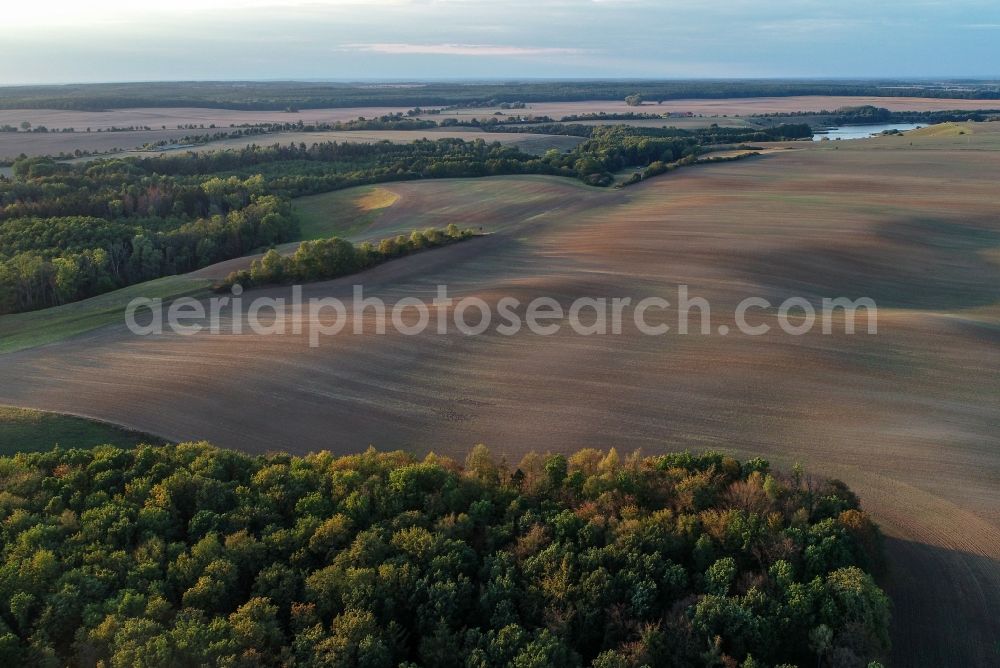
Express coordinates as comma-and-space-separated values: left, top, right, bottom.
881, 536, 1000, 667
732, 217, 1000, 310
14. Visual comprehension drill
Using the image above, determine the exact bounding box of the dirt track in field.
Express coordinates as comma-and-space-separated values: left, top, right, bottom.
2, 132, 1000, 665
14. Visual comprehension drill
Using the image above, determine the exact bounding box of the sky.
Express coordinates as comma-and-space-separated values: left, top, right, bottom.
2, 0, 1000, 84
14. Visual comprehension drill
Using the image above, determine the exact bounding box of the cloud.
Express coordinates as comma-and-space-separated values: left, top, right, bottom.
342, 43, 586, 56
754, 18, 873, 35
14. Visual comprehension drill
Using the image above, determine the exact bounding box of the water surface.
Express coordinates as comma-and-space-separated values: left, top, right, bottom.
813, 123, 923, 141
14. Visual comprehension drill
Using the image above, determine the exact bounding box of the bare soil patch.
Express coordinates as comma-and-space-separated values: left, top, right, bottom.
0, 106, 431, 131
0, 128, 201, 161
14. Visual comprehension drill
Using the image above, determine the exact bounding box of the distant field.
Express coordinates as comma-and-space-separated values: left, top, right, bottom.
0, 127, 201, 161
479, 96, 1000, 119
0, 106, 431, 131
0, 405, 164, 455
3, 97, 997, 132
70, 129, 586, 161
538, 116, 756, 129
6, 96, 997, 160
0, 128, 585, 162
2, 80, 997, 112
2, 122, 1000, 665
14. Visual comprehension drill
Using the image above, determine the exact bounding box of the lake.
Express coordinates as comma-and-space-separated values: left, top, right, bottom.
812, 123, 924, 141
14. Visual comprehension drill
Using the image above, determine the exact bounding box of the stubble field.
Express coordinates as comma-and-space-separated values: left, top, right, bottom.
1, 126, 999, 665
490, 95, 1000, 118
0, 106, 428, 131
0, 127, 204, 161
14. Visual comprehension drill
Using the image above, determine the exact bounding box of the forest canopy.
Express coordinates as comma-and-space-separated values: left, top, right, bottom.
0, 443, 889, 667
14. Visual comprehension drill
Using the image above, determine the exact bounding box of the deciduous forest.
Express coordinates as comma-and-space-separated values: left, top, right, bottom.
0, 444, 888, 667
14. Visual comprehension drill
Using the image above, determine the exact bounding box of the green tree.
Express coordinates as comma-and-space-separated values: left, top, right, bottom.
808, 624, 833, 668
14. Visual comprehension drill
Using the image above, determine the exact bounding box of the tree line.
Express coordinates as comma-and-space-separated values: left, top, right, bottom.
0, 79, 996, 110
0, 442, 889, 666
224, 225, 476, 289
754, 105, 1000, 125
0, 159, 298, 313
488, 123, 813, 143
